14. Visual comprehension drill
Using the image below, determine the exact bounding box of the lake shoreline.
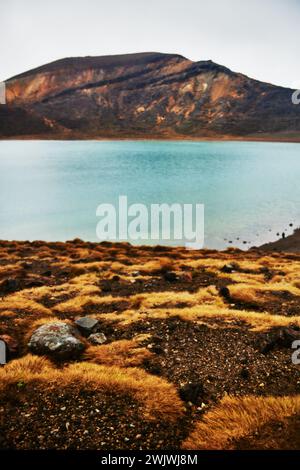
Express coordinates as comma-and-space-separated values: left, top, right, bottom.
1, 134, 300, 143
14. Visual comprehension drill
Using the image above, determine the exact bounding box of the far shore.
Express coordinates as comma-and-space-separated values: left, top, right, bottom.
253, 228, 300, 253
1, 133, 300, 143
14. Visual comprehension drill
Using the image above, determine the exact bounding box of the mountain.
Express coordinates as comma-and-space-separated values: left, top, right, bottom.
1, 52, 300, 139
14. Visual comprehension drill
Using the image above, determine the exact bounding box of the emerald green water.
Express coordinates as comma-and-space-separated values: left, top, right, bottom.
0, 140, 299, 249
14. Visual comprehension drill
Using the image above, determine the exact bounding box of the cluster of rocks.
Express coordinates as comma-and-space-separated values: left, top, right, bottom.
27, 316, 107, 360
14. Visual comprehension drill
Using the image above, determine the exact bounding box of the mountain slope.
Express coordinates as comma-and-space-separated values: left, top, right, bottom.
2, 52, 300, 139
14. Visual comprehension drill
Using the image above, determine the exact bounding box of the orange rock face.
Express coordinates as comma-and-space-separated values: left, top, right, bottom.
2, 52, 300, 139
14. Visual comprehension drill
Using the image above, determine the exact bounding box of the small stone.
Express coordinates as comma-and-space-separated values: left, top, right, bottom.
88, 332, 107, 345
75, 316, 99, 335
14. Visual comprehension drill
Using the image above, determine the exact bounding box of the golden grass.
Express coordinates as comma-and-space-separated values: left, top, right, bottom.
229, 281, 300, 306
2, 243, 300, 336
182, 394, 300, 449
0, 264, 23, 278
53, 294, 125, 315
129, 286, 221, 310
20, 280, 100, 304
0, 297, 51, 317
127, 257, 175, 274
0, 355, 184, 422
84, 338, 153, 367
218, 271, 264, 284
98, 304, 300, 331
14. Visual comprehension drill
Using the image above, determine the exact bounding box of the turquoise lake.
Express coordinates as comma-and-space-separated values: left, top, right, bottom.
0, 140, 299, 249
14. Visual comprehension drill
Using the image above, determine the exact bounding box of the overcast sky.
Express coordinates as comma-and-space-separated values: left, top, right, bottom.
1, 0, 299, 88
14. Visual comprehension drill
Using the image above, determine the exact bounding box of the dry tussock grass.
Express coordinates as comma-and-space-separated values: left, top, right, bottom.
182, 394, 300, 449
128, 257, 175, 275
0, 264, 23, 278
219, 271, 264, 284
0, 355, 184, 422
130, 286, 222, 310
0, 297, 51, 317
84, 338, 153, 367
229, 281, 300, 306
100, 304, 300, 331
2, 242, 300, 336
53, 294, 124, 315
20, 279, 100, 304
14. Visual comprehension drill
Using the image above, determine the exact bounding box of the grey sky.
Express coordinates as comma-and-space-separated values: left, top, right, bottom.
1, 0, 299, 88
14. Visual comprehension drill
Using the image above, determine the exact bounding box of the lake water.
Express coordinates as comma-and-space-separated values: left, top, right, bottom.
0, 140, 299, 250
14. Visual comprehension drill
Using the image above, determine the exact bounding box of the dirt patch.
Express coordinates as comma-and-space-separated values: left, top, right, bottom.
112, 318, 300, 401
234, 415, 300, 450
0, 383, 186, 450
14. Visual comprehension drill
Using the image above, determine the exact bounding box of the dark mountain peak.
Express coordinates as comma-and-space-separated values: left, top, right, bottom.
7, 52, 187, 82
2, 52, 300, 140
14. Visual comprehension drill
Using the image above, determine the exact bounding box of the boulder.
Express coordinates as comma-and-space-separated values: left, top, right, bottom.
28, 322, 85, 359
88, 332, 107, 345
75, 316, 99, 335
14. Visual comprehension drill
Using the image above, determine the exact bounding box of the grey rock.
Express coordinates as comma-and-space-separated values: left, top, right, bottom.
28, 322, 85, 359
75, 316, 99, 335
88, 332, 107, 345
